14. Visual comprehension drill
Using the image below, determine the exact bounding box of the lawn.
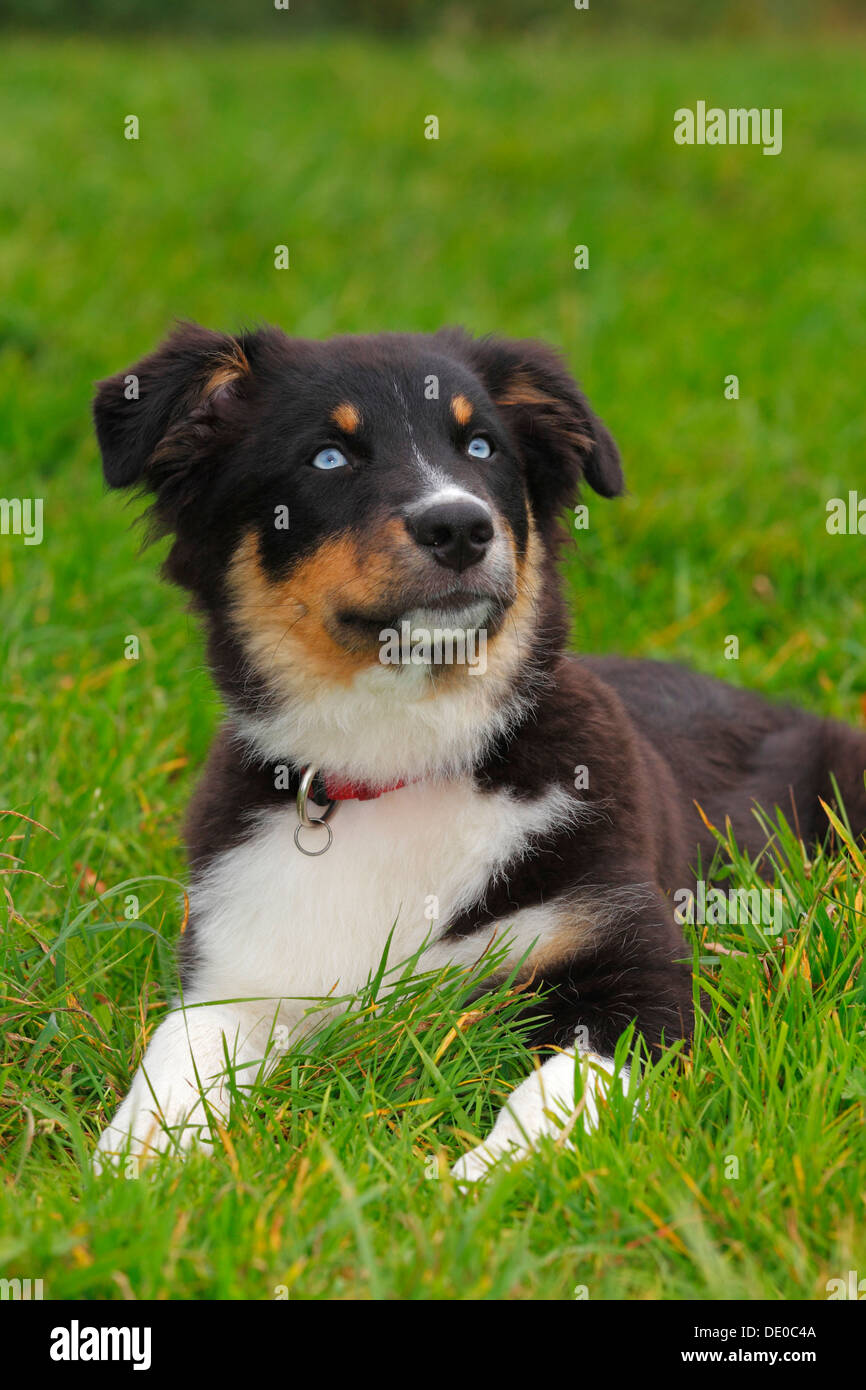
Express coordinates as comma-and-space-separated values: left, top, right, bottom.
1, 32, 865, 1300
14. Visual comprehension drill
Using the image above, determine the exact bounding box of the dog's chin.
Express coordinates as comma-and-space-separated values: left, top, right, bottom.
329, 590, 512, 655
399, 599, 494, 631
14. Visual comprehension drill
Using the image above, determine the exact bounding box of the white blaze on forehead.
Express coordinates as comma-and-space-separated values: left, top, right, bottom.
392, 376, 429, 467
392, 375, 477, 496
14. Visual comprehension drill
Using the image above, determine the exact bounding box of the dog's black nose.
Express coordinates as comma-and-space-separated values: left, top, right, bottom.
407, 498, 494, 573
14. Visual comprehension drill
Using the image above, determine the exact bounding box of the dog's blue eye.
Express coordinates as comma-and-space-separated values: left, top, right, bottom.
467, 436, 492, 460
312, 447, 348, 471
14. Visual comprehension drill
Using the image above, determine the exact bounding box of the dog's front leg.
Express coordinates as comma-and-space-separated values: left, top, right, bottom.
93, 1000, 276, 1171
450, 1047, 629, 1185
451, 890, 693, 1184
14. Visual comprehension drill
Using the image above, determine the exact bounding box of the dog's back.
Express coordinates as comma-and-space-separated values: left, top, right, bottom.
580, 654, 866, 870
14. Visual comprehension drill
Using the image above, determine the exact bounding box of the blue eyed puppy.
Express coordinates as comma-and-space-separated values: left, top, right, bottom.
92, 323, 866, 1178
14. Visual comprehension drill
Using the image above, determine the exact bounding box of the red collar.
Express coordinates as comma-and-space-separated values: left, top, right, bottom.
321, 774, 406, 803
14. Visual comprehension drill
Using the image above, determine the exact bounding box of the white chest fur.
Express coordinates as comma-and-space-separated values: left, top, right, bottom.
95, 778, 611, 1170
187, 779, 576, 1027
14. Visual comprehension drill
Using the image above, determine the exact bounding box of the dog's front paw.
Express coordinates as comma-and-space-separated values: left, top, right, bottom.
450, 1050, 626, 1188
450, 1132, 527, 1186
450, 1059, 569, 1188
93, 1066, 225, 1173
92, 1003, 266, 1173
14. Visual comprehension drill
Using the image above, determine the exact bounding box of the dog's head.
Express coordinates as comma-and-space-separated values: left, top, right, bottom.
94, 323, 623, 777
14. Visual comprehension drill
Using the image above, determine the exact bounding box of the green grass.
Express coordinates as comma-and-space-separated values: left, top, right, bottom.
1, 33, 865, 1300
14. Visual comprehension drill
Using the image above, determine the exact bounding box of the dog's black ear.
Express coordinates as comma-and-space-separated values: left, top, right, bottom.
447, 332, 624, 522
93, 321, 253, 522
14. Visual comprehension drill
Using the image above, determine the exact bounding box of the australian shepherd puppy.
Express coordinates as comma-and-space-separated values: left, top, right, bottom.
92, 323, 866, 1179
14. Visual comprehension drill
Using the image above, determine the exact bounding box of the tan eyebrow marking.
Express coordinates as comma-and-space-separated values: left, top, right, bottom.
450, 393, 473, 426
331, 402, 361, 433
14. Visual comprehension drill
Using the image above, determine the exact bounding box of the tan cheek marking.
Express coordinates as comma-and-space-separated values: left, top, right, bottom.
228, 522, 416, 688
483, 517, 541, 663
331, 402, 361, 433
286, 517, 413, 622
228, 532, 371, 685
451, 394, 473, 426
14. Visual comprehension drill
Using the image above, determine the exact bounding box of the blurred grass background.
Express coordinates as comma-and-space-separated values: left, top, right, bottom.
1, 10, 865, 1299
2, 25, 865, 856
3, 0, 865, 38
